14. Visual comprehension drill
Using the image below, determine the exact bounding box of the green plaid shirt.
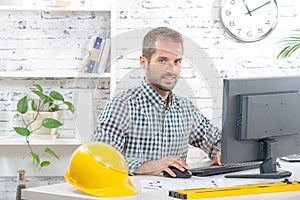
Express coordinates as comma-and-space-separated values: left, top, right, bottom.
92, 80, 221, 175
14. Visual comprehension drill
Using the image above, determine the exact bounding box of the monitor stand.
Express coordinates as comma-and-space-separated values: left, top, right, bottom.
225, 139, 292, 179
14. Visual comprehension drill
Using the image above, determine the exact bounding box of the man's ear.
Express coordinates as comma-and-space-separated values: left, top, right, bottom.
140, 56, 147, 69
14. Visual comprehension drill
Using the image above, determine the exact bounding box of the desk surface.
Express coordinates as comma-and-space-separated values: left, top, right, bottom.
22, 160, 300, 200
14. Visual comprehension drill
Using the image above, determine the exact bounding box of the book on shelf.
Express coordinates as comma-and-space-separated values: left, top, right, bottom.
82, 37, 95, 73
93, 29, 110, 74
96, 38, 111, 74
54, 1, 71, 7
86, 36, 103, 73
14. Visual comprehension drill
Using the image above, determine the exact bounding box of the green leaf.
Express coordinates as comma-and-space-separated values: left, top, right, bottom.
49, 105, 59, 112
31, 152, 40, 166
43, 95, 53, 105
31, 100, 38, 111
31, 84, 43, 92
50, 91, 64, 101
40, 161, 51, 167
42, 118, 63, 128
64, 101, 74, 113
13, 127, 30, 136
44, 147, 60, 160
17, 96, 28, 114
32, 90, 44, 99
277, 29, 300, 59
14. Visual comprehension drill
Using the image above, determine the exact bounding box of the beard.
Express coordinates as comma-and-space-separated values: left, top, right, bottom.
147, 72, 179, 92
151, 81, 174, 92
145, 62, 180, 92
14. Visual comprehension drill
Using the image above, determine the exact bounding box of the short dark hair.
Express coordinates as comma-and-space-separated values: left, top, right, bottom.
142, 27, 183, 61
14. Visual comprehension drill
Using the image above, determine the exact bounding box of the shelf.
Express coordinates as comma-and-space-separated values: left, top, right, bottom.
0, 1, 116, 162
0, 71, 110, 78
0, 2, 116, 179
0, 5, 112, 11
0, 136, 82, 146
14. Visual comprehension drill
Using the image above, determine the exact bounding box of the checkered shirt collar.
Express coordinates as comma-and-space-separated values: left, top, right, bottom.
140, 80, 180, 109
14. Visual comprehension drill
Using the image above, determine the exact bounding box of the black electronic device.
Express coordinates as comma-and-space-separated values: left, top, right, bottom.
280, 154, 300, 162
190, 161, 261, 177
163, 166, 192, 178
221, 76, 300, 179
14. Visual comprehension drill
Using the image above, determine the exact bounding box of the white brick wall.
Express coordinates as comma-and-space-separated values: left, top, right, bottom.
0, 7, 111, 135
0, 78, 110, 137
0, 0, 299, 199
0, 2, 112, 198
114, 0, 300, 126
0, 176, 65, 200
0, 10, 110, 73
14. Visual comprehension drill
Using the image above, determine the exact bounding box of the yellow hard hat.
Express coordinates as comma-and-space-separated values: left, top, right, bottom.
64, 141, 137, 197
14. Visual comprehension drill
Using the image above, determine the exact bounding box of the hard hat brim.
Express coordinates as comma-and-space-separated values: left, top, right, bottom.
64, 172, 137, 197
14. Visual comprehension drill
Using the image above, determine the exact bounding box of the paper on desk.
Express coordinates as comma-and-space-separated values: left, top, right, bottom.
140, 178, 225, 190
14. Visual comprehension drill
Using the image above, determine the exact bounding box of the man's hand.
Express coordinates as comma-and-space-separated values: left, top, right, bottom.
209, 151, 222, 166
135, 156, 189, 177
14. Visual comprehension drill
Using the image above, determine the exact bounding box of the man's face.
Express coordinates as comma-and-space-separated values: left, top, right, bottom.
141, 39, 183, 95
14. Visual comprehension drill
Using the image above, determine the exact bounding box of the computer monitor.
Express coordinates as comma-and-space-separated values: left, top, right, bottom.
221, 76, 300, 178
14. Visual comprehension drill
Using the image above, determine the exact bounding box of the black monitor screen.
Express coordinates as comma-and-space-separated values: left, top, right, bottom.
221, 76, 300, 178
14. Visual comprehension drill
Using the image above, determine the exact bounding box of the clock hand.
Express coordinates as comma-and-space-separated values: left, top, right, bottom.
242, 0, 252, 16
246, 0, 271, 15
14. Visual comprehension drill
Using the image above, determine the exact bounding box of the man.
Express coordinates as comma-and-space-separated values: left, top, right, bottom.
92, 27, 221, 177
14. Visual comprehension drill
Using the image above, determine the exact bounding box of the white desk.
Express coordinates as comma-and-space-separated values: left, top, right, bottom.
22, 160, 300, 200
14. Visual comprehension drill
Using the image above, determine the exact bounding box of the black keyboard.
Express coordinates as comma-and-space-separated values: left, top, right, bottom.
190, 161, 261, 177
280, 154, 300, 162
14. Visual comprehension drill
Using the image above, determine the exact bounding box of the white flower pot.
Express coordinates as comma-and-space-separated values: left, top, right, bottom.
26, 111, 62, 140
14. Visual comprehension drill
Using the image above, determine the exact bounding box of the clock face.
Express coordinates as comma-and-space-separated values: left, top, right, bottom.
220, 0, 278, 42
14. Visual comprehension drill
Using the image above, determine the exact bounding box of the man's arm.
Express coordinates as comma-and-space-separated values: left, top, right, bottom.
91, 97, 129, 147
189, 104, 222, 162
134, 156, 189, 177
125, 157, 148, 175
209, 151, 221, 165
91, 97, 140, 170
91, 97, 164, 175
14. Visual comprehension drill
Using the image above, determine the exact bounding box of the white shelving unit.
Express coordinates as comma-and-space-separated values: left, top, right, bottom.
0, 1, 116, 176
0, 0, 117, 94
0, 5, 111, 11
0, 71, 111, 78
0, 142, 81, 176
0, 137, 82, 145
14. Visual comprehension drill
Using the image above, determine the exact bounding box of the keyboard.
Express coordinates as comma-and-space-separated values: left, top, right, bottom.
280, 154, 300, 162
190, 161, 261, 177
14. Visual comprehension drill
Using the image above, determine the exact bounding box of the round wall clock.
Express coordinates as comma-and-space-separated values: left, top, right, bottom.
220, 0, 279, 42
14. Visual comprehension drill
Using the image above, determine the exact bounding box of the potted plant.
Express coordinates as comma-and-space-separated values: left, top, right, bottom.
277, 29, 300, 59
13, 84, 74, 172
